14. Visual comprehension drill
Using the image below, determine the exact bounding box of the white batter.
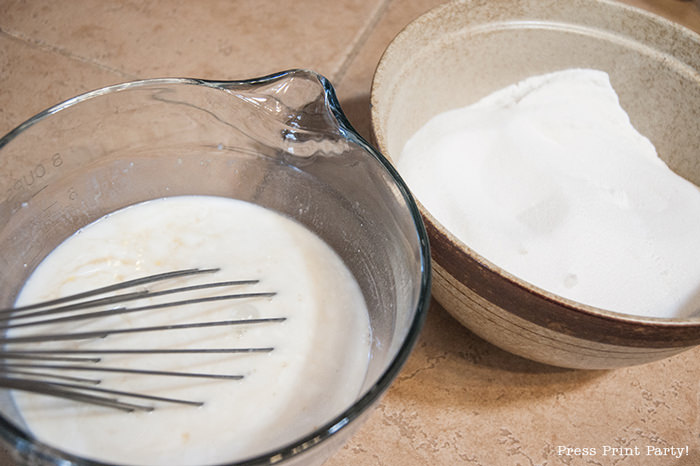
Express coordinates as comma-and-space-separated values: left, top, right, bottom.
399, 69, 700, 319
10, 195, 371, 465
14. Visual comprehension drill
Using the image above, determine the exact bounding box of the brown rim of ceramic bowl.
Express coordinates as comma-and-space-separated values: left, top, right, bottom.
425, 218, 700, 349
370, 0, 700, 349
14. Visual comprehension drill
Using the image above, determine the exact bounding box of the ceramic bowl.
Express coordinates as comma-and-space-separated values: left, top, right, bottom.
371, 0, 700, 369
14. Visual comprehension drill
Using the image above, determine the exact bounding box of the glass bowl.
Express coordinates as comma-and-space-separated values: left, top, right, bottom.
0, 69, 431, 465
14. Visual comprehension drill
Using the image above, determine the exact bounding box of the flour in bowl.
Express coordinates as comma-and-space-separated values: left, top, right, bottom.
398, 69, 700, 318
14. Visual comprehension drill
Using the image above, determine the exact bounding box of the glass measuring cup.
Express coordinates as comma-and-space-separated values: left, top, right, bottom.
0, 69, 431, 466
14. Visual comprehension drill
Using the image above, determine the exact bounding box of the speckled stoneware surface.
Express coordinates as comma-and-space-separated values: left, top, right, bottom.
371, 0, 700, 369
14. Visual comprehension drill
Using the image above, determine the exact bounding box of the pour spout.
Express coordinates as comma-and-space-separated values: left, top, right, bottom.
204, 69, 356, 159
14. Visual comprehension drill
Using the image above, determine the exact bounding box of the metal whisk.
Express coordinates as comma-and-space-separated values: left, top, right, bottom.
0, 268, 283, 412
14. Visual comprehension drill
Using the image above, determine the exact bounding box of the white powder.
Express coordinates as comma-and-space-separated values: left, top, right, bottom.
398, 69, 700, 319
11, 195, 371, 465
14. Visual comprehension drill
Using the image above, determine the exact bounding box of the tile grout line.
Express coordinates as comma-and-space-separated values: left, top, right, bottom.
0, 28, 137, 81
332, 0, 394, 85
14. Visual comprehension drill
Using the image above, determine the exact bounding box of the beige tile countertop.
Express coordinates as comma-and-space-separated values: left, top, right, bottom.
1, 1, 699, 465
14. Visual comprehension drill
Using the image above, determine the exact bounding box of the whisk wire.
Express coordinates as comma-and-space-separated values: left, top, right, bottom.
0, 376, 204, 412
0, 268, 221, 316
0, 317, 286, 344
1, 291, 277, 330
2, 363, 245, 380
0, 268, 284, 410
1, 279, 263, 324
